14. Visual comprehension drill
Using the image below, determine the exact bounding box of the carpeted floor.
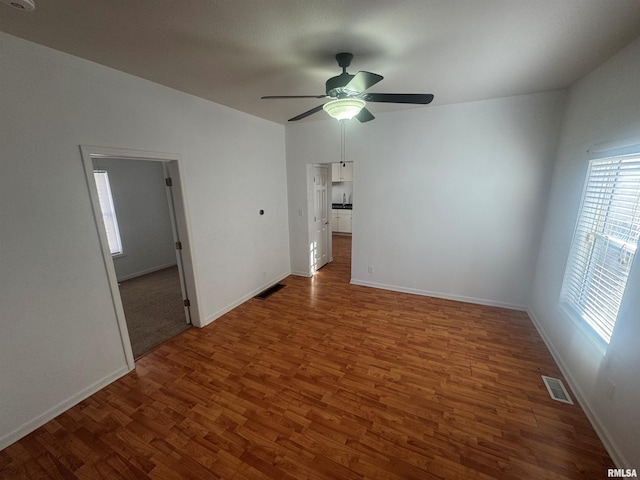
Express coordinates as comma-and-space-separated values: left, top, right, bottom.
118, 266, 191, 358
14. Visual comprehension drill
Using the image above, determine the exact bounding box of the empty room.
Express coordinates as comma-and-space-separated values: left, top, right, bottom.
1, 1, 639, 479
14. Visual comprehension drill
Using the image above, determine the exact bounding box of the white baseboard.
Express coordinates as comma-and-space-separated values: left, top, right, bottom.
290, 270, 312, 277
0, 365, 131, 451
350, 279, 526, 311
116, 262, 177, 282
527, 308, 627, 468
201, 271, 291, 327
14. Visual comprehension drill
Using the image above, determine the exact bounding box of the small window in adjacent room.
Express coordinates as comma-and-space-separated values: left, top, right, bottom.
560, 152, 640, 344
93, 170, 123, 256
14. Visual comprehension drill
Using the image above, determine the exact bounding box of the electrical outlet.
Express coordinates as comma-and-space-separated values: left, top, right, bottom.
368, 265, 374, 274
605, 380, 615, 400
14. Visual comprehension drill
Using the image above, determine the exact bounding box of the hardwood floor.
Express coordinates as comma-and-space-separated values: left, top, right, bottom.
0, 235, 612, 479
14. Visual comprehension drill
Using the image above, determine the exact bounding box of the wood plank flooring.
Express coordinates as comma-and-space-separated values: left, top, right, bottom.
0, 236, 612, 479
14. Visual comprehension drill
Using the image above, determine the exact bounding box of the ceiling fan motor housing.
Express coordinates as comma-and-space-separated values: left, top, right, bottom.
326, 74, 355, 98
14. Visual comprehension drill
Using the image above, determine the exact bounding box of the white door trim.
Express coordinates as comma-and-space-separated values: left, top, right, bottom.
80, 145, 200, 370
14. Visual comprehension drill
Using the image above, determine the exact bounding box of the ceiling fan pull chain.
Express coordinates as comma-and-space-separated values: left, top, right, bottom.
341, 120, 346, 166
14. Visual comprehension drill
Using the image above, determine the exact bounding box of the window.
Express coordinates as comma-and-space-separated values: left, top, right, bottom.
560, 152, 640, 344
93, 170, 123, 255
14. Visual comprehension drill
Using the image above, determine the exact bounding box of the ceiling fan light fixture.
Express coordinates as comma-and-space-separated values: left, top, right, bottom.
322, 98, 365, 121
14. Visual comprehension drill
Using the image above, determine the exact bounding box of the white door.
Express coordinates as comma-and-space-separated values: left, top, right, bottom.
313, 165, 329, 271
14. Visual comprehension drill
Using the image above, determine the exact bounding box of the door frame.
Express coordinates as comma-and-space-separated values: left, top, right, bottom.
306, 163, 333, 275
80, 145, 200, 369
161, 162, 191, 324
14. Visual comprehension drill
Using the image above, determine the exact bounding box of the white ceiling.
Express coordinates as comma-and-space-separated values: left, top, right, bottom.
1, 0, 640, 124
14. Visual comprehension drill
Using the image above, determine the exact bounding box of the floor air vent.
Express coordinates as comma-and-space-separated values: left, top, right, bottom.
541, 375, 573, 404
254, 283, 285, 300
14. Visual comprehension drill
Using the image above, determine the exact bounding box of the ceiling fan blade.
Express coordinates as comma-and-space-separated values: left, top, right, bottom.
262, 95, 328, 99
344, 71, 383, 94
361, 93, 434, 104
288, 104, 325, 122
356, 107, 375, 123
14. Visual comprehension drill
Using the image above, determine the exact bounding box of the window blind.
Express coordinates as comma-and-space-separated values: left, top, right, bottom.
93, 170, 123, 255
560, 154, 640, 343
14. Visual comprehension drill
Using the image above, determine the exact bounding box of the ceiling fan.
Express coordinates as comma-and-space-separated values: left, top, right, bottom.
261, 52, 434, 123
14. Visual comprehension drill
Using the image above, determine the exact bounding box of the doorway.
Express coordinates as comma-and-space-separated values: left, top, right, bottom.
307, 162, 353, 279
82, 146, 198, 367
310, 164, 330, 272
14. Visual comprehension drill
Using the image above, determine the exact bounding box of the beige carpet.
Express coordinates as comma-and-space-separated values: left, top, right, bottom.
118, 266, 190, 358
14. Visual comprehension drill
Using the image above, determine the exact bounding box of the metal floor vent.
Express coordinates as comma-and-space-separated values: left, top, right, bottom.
254, 283, 285, 300
541, 375, 574, 404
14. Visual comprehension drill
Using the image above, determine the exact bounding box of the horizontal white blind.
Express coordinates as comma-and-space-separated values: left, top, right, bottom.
93, 170, 123, 255
561, 154, 640, 343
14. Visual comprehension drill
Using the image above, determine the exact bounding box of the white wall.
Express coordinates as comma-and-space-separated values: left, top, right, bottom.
92, 158, 176, 281
0, 32, 290, 449
286, 91, 566, 308
530, 36, 640, 467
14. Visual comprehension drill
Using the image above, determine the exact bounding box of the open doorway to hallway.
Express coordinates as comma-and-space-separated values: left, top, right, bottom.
326, 234, 351, 281
92, 156, 191, 358
308, 161, 354, 281
83, 146, 198, 366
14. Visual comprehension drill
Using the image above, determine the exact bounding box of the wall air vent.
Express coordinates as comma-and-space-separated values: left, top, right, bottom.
541, 375, 573, 404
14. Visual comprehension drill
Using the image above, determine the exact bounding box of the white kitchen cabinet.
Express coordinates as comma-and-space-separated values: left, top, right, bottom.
332, 208, 352, 233
331, 163, 340, 181
331, 162, 353, 182
341, 162, 353, 181
338, 212, 352, 233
